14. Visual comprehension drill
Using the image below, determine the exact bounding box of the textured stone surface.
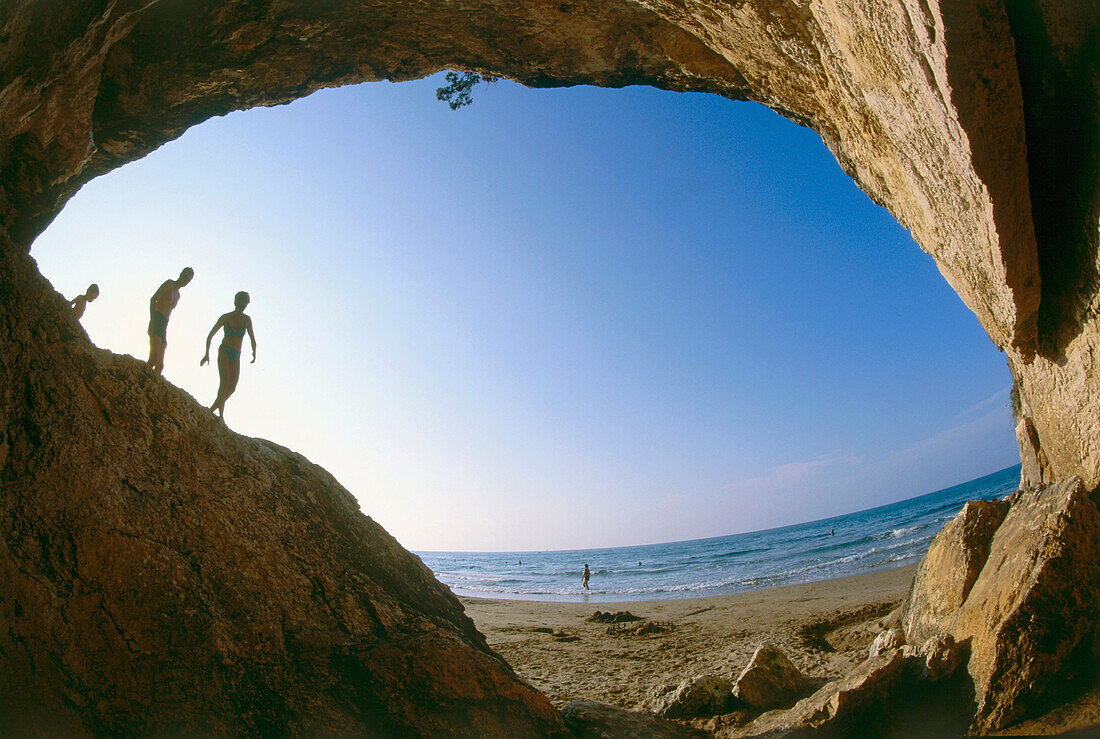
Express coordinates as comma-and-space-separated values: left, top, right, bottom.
903, 480, 1100, 732
746, 649, 909, 737
868, 628, 905, 659
953, 479, 1100, 732
733, 643, 810, 710
649, 674, 733, 718
3, 0, 1100, 733
561, 700, 711, 739
0, 243, 565, 734
919, 634, 959, 683
902, 498, 1009, 644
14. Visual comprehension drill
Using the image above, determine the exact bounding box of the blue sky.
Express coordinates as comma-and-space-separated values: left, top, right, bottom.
33, 75, 1019, 551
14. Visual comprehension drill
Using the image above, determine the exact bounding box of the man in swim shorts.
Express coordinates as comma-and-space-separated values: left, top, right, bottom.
146, 267, 194, 375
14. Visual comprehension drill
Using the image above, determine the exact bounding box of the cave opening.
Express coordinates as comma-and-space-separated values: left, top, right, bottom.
31, 76, 1020, 556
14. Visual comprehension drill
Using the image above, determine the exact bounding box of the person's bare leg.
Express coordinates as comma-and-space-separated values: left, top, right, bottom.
211, 349, 229, 418
147, 336, 165, 374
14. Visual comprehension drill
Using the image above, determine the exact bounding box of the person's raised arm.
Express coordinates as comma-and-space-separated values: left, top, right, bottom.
246, 316, 257, 363
200, 314, 226, 366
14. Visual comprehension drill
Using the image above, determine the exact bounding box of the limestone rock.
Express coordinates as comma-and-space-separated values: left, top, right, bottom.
868, 628, 905, 658
902, 498, 1009, 644
0, 246, 566, 735
561, 700, 711, 739
952, 478, 1100, 732
746, 649, 909, 736
733, 643, 810, 710
920, 634, 959, 682
3, 0, 1100, 733
648, 674, 733, 718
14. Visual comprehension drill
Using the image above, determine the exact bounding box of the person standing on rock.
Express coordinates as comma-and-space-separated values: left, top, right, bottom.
69, 283, 99, 319
200, 291, 256, 421
582, 564, 591, 591
146, 267, 194, 374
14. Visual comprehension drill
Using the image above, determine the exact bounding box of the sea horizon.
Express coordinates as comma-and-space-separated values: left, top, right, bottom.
418, 463, 1021, 602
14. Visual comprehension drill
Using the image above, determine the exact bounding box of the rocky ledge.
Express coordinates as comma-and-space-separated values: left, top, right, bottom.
0, 244, 565, 735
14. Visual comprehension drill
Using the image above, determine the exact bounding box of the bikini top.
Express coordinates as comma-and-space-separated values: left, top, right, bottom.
224, 323, 247, 338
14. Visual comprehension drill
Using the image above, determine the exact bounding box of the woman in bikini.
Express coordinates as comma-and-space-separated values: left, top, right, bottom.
201, 291, 257, 420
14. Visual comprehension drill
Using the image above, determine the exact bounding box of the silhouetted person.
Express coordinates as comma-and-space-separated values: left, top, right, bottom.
147, 267, 194, 374
201, 291, 256, 421
69, 283, 99, 319
582, 564, 591, 591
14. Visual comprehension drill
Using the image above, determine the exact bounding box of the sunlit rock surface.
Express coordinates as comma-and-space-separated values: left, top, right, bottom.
904, 479, 1100, 732
1, 0, 1099, 733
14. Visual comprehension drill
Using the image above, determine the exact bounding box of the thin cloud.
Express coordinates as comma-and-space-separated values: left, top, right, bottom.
725, 454, 862, 493
954, 384, 1013, 423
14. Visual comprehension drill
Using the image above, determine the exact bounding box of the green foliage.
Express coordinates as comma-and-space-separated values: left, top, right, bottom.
435, 71, 497, 110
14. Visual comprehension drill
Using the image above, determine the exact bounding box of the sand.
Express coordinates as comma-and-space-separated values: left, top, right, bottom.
462, 566, 913, 714
464, 566, 1100, 736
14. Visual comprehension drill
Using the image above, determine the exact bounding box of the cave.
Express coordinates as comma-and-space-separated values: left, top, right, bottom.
1, 0, 1097, 735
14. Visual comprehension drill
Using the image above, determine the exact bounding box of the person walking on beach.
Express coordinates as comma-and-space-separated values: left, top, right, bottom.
582, 564, 591, 591
146, 267, 194, 374
200, 291, 256, 421
69, 283, 99, 319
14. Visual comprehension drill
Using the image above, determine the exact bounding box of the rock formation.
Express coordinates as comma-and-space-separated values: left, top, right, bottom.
732, 643, 810, 711
1, 0, 1099, 734
649, 674, 734, 718
0, 244, 565, 734
903, 478, 1100, 732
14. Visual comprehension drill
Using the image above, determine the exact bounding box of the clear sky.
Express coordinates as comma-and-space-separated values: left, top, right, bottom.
32, 75, 1020, 552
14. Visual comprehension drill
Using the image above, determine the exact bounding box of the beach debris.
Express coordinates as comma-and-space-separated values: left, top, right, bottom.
648, 674, 733, 718
868, 627, 905, 658
606, 620, 673, 636
733, 643, 810, 709
587, 610, 643, 624
561, 700, 711, 739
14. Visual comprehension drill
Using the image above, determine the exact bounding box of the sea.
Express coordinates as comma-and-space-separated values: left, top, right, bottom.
417, 464, 1021, 603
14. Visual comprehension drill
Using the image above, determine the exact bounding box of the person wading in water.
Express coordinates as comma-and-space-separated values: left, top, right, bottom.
200, 291, 257, 421
146, 267, 194, 374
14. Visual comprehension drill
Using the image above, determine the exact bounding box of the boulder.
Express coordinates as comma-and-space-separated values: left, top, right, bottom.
902, 498, 1009, 644
733, 643, 810, 710
869, 628, 905, 658
561, 701, 711, 739
919, 634, 959, 682
952, 479, 1100, 732
746, 649, 909, 736
648, 674, 733, 718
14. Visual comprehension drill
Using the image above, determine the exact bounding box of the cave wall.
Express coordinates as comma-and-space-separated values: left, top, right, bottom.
1, 0, 1099, 731
3, 0, 1096, 488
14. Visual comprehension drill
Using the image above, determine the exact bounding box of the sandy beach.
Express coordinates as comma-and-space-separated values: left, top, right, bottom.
462, 566, 914, 718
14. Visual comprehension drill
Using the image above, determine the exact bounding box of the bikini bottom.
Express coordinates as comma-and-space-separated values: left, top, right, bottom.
220, 344, 241, 363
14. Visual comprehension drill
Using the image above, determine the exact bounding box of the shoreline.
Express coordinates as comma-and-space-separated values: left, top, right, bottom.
456, 563, 918, 607
461, 565, 916, 720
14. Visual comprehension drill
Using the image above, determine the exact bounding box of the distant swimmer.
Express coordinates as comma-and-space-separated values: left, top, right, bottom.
201, 291, 256, 421
146, 267, 194, 374
69, 283, 99, 319
831, 529, 835, 536
582, 563, 591, 591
